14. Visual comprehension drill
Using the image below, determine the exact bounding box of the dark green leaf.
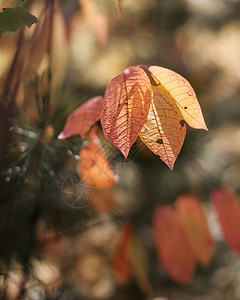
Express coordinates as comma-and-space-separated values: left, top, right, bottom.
0, 7, 37, 34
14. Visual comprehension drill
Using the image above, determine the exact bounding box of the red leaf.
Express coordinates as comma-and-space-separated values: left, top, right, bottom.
175, 194, 215, 267
153, 206, 195, 283
211, 187, 240, 255
101, 66, 151, 158
58, 96, 103, 139
78, 128, 117, 189
112, 223, 132, 282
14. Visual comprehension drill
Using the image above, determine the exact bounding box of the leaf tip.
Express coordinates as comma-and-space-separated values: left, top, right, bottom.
57, 132, 66, 140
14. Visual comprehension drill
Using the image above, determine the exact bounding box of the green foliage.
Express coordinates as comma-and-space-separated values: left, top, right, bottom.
0, 7, 37, 35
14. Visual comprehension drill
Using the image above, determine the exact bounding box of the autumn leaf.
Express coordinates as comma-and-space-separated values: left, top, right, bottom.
58, 96, 103, 139
101, 66, 152, 158
148, 66, 208, 130
139, 85, 186, 170
139, 65, 207, 169
153, 206, 195, 283
78, 128, 117, 190
175, 194, 215, 267
211, 187, 240, 255
112, 222, 132, 282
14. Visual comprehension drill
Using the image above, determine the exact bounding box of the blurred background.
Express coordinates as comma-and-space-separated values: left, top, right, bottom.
1, 0, 240, 299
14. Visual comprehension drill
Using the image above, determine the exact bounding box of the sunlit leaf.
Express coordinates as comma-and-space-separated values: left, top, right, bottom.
139, 85, 186, 170
175, 194, 215, 267
211, 187, 240, 255
0, 7, 37, 35
139, 65, 207, 169
153, 206, 195, 283
112, 222, 132, 282
101, 66, 151, 158
148, 66, 208, 130
58, 96, 103, 139
78, 128, 117, 190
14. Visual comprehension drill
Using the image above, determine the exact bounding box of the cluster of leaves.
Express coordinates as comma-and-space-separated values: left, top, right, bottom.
111, 187, 240, 284
2, 0, 240, 294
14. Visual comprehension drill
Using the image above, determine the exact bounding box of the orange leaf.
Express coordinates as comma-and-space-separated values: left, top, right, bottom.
211, 187, 240, 255
139, 85, 186, 170
101, 66, 151, 158
148, 66, 208, 130
78, 128, 117, 189
153, 206, 195, 283
58, 96, 103, 139
175, 194, 215, 267
112, 223, 132, 282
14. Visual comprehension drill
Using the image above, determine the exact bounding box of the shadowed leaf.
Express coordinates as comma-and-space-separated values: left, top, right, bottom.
0, 7, 37, 34
153, 206, 195, 283
175, 194, 215, 267
58, 96, 103, 139
78, 128, 117, 190
112, 223, 132, 282
211, 187, 240, 255
139, 85, 186, 170
101, 66, 151, 158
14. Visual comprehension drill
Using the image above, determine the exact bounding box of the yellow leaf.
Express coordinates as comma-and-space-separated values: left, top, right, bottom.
149, 66, 208, 130
139, 85, 186, 170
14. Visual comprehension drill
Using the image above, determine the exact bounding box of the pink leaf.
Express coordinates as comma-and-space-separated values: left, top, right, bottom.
211, 187, 240, 255
153, 206, 195, 283
175, 194, 215, 267
58, 96, 103, 139
101, 66, 151, 158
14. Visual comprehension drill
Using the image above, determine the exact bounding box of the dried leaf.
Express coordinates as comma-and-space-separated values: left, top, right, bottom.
148, 66, 208, 130
112, 223, 132, 282
58, 96, 103, 139
211, 187, 240, 255
101, 66, 151, 158
78, 128, 117, 190
139, 85, 186, 170
175, 194, 215, 267
153, 206, 195, 283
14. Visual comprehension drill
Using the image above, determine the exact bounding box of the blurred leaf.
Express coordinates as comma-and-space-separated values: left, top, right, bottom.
58, 96, 103, 139
129, 237, 152, 294
101, 66, 151, 158
153, 206, 195, 283
175, 194, 215, 267
0, 7, 37, 34
211, 187, 240, 255
78, 128, 117, 190
112, 222, 132, 282
79, 0, 108, 47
